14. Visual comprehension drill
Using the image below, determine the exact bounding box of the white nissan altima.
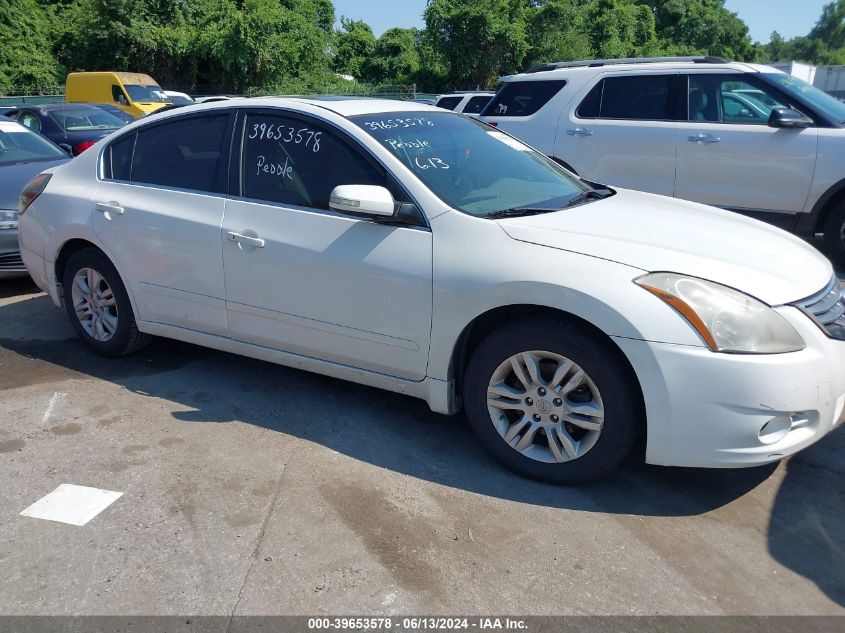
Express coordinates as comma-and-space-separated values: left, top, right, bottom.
18, 98, 845, 483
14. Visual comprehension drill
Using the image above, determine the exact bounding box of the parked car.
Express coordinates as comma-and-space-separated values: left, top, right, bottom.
480, 56, 845, 262
164, 91, 195, 106
6, 103, 129, 155
66, 72, 171, 118
0, 119, 69, 278
435, 91, 496, 116
18, 98, 845, 483
194, 95, 233, 104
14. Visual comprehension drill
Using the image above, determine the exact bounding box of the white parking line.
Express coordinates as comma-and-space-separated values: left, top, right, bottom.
41, 391, 67, 426
20, 484, 123, 526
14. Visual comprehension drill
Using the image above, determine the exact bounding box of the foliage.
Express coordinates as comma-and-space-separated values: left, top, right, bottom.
0, 0, 64, 93
761, 1, 845, 65
332, 18, 376, 78
361, 28, 421, 85
6, 0, 838, 96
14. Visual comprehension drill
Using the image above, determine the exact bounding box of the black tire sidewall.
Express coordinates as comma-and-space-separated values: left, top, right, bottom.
464, 320, 639, 484
823, 203, 845, 266
62, 249, 139, 357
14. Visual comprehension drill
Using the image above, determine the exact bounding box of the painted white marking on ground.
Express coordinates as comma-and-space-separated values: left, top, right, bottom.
20, 484, 123, 526
41, 391, 67, 426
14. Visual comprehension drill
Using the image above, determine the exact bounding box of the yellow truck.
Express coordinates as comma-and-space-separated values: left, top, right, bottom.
65, 72, 171, 118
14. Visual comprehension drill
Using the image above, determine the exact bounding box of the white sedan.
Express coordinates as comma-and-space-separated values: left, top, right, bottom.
18, 98, 845, 483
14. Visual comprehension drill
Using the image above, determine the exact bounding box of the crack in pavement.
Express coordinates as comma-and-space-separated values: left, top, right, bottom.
225, 437, 296, 630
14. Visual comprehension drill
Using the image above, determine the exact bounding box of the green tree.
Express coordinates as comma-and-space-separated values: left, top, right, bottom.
332, 18, 376, 78
0, 0, 63, 93
525, 0, 592, 67
361, 27, 421, 85
585, 0, 660, 59
648, 0, 755, 60
423, 0, 530, 88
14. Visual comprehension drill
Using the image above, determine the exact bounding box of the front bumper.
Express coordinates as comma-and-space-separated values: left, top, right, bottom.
0, 229, 27, 279
614, 304, 845, 468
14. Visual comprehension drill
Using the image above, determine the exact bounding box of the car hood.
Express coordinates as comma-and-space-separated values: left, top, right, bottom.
497, 188, 833, 306
0, 158, 68, 210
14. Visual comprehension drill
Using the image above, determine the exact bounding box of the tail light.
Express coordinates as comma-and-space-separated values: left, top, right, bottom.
19, 173, 52, 215
72, 140, 97, 155
486, 121, 498, 127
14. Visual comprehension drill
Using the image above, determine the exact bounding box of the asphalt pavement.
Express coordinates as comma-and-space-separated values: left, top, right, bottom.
1, 273, 843, 616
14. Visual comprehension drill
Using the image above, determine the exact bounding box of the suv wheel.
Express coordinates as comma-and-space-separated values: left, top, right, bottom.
464, 319, 639, 484
62, 248, 151, 356
823, 201, 845, 266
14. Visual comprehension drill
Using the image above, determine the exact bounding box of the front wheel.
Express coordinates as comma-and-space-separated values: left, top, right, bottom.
463, 319, 640, 484
62, 248, 151, 356
823, 202, 845, 266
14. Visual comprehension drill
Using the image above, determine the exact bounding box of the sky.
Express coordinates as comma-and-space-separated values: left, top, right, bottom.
331, 0, 828, 44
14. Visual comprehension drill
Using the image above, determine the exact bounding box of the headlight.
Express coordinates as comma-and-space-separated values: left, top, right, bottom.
0, 210, 18, 230
635, 272, 805, 354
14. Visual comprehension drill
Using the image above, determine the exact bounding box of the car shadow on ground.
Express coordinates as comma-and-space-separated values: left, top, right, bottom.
1, 286, 843, 604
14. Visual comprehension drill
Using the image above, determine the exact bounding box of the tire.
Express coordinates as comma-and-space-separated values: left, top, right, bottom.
463, 318, 640, 484
62, 248, 151, 357
822, 201, 845, 266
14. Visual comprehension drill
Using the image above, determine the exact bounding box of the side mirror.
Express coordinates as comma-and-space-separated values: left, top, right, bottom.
58, 143, 73, 156
329, 185, 396, 218
768, 107, 812, 129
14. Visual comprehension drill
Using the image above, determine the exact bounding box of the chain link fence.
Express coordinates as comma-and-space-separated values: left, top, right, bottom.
1, 83, 439, 106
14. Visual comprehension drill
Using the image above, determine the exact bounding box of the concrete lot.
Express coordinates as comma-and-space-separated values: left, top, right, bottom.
1, 274, 843, 616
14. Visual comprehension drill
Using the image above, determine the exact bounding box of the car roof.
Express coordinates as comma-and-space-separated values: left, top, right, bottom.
502, 60, 777, 82
227, 96, 442, 117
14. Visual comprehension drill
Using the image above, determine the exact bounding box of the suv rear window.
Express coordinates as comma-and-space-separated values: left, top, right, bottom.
577, 75, 676, 121
482, 80, 566, 117
463, 95, 492, 114
436, 96, 462, 111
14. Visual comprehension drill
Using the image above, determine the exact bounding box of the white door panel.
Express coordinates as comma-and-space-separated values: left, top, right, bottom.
556, 119, 677, 195
675, 123, 817, 213
676, 72, 818, 214
92, 181, 228, 334
222, 200, 432, 380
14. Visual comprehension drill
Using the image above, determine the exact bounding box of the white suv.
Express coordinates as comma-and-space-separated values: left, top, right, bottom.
480, 56, 845, 262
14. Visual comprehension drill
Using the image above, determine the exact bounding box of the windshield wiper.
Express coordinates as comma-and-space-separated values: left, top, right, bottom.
485, 207, 561, 219
564, 188, 614, 208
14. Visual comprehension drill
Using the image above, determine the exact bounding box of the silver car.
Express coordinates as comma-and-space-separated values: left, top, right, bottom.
0, 119, 68, 278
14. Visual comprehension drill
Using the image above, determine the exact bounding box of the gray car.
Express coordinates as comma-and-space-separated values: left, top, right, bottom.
0, 119, 68, 278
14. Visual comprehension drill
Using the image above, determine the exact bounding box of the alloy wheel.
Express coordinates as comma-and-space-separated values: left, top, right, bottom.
486, 350, 604, 463
71, 267, 119, 342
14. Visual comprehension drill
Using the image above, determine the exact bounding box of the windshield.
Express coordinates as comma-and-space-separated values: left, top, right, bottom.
50, 107, 127, 131
761, 73, 845, 125
352, 112, 588, 217
123, 84, 171, 104
0, 123, 66, 166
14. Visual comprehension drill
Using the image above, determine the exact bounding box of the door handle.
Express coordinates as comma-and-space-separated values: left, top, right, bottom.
227, 231, 265, 248
95, 201, 124, 215
566, 128, 594, 137
688, 134, 721, 144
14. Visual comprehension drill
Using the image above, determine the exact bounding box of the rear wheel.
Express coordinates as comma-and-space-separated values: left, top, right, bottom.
62, 248, 151, 356
822, 201, 845, 266
463, 319, 640, 484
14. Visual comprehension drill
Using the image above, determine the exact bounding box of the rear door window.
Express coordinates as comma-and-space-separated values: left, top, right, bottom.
436, 96, 463, 111
577, 75, 678, 121
104, 133, 135, 181
482, 80, 566, 117
462, 96, 492, 114
123, 113, 230, 193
